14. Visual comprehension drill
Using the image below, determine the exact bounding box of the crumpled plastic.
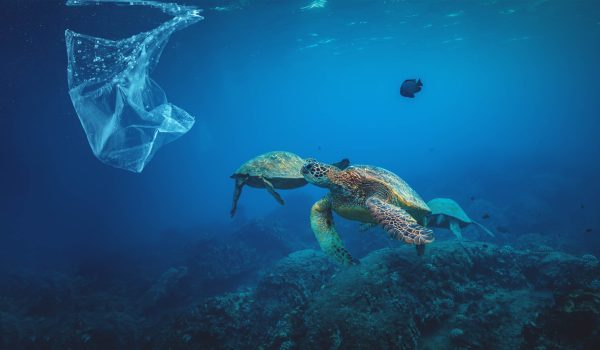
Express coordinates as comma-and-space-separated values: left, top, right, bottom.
65, 0, 203, 172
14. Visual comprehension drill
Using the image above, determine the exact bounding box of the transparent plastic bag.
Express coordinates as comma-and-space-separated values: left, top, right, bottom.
65, 0, 203, 172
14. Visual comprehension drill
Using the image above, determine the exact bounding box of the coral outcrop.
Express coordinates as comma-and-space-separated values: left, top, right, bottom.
1, 228, 598, 349
148, 240, 600, 349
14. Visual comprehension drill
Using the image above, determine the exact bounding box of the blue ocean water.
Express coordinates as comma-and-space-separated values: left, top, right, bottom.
1, 0, 600, 348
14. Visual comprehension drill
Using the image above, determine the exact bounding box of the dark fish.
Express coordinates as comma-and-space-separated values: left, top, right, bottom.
400, 78, 423, 98
585, 228, 593, 233
470, 196, 476, 201
481, 213, 490, 220
580, 204, 585, 209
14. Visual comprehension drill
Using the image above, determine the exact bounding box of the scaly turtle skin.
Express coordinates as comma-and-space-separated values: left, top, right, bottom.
425, 198, 495, 239
230, 151, 349, 217
301, 159, 433, 265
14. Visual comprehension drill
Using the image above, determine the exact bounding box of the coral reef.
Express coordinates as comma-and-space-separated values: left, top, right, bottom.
148, 240, 600, 349
522, 289, 600, 349
1, 223, 599, 349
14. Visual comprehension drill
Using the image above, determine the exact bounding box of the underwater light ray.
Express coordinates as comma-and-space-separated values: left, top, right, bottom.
65, 0, 203, 173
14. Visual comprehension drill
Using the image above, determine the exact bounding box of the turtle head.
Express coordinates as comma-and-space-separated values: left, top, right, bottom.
301, 159, 337, 188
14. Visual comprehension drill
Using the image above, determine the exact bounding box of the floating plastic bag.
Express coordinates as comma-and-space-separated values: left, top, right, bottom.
65, 0, 203, 172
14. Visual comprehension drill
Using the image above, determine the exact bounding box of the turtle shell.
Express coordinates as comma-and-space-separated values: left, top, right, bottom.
427, 198, 472, 224
338, 165, 430, 222
233, 151, 306, 180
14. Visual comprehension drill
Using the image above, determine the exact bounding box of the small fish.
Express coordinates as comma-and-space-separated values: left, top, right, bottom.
585, 228, 593, 233
580, 204, 585, 209
400, 78, 423, 98
470, 196, 476, 201
481, 213, 490, 220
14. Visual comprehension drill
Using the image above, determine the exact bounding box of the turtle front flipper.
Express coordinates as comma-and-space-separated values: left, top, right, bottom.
260, 176, 285, 205
310, 196, 358, 266
366, 197, 434, 245
449, 220, 463, 240
331, 158, 350, 170
230, 176, 246, 217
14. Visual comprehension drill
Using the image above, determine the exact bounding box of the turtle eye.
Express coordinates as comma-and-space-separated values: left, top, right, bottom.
305, 163, 313, 170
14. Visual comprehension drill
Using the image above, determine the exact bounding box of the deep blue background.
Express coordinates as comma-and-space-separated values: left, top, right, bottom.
1, 0, 600, 271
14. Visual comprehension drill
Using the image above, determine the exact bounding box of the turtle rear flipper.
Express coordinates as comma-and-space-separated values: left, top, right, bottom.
473, 221, 495, 237
261, 176, 285, 205
230, 176, 246, 217
366, 197, 434, 245
310, 196, 359, 266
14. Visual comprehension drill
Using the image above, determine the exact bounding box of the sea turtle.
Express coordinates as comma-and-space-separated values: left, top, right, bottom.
424, 197, 495, 240
301, 159, 434, 265
230, 151, 349, 217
